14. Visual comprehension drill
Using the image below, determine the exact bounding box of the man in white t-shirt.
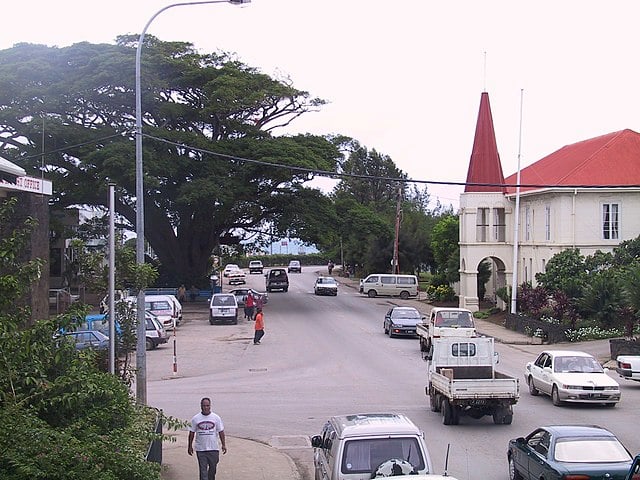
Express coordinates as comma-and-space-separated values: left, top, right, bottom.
188, 397, 226, 480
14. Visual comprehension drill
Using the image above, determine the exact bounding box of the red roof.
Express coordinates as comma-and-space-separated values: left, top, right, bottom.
504, 129, 640, 194
464, 92, 506, 193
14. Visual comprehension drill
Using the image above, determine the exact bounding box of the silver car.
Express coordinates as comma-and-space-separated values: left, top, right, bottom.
524, 350, 620, 406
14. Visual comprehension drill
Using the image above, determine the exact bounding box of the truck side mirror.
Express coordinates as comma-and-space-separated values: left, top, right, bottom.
310, 435, 323, 448
494, 351, 500, 365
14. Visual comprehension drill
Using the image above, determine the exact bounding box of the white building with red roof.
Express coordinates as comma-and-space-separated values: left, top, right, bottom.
459, 93, 640, 311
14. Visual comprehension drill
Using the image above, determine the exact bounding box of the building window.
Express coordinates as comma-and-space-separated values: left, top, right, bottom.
602, 203, 619, 240
544, 205, 551, 241
476, 208, 489, 242
525, 206, 532, 241
541, 259, 546, 274
493, 208, 506, 242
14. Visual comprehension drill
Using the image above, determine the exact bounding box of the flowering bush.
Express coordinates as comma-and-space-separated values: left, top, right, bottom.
426, 284, 456, 302
565, 326, 623, 342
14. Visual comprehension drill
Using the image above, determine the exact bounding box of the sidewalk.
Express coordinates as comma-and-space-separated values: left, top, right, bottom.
161, 431, 300, 480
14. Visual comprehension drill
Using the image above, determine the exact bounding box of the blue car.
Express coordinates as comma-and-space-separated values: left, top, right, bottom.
62, 330, 110, 351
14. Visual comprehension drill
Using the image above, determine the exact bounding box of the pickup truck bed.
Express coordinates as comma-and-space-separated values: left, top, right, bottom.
431, 369, 519, 400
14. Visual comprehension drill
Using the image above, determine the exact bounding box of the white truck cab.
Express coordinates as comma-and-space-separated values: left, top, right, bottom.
311, 413, 433, 480
417, 307, 476, 354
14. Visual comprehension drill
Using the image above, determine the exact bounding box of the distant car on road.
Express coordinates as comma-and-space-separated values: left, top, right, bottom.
248, 260, 264, 274
266, 268, 289, 292
507, 425, 633, 480
314, 276, 338, 296
223, 264, 240, 277
524, 350, 620, 406
227, 268, 246, 285
288, 260, 301, 273
383, 306, 424, 338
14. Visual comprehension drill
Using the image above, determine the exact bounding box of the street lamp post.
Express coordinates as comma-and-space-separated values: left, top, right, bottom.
135, 0, 250, 405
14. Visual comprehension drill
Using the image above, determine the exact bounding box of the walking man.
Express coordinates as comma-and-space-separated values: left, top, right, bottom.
253, 307, 265, 344
188, 397, 226, 480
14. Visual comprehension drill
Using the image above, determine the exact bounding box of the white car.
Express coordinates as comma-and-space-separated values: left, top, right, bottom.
314, 276, 338, 296
223, 264, 240, 277
616, 355, 640, 382
227, 268, 246, 285
524, 350, 620, 407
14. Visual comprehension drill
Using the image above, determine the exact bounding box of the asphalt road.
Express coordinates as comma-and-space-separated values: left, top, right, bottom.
144, 266, 640, 480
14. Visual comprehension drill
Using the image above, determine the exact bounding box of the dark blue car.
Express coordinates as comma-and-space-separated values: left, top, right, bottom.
508, 425, 633, 480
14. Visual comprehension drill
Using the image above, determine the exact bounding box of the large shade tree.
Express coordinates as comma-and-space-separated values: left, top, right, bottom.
0, 37, 340, 285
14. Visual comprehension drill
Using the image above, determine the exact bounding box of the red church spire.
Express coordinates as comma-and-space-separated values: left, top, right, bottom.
464, 92, 506, 193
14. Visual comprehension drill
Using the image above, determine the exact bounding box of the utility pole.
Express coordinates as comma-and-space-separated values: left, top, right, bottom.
392, 184, 402, 274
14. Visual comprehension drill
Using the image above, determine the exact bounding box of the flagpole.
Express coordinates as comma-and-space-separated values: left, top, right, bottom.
510, 89, 524, 314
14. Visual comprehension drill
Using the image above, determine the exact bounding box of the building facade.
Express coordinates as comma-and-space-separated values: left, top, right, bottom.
459, 93, 640, 311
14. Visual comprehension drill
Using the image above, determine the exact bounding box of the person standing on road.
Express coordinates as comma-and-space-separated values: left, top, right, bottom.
253, 293, 264, 320
253, 307, 265, 344
188, 397, 227, 480
244, 291, 255, 320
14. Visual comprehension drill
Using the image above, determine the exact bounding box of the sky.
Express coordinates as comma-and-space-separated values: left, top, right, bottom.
3, 1, 640, 210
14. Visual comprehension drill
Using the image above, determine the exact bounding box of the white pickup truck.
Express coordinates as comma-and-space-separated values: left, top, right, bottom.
425, 336, 519, 425
616, 355, 640, 382
417, 307, 476, 354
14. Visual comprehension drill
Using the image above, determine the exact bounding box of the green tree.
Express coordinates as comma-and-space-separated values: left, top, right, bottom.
535, 248, 586, 299
0, 199, 163, 479
0, 39, 339, 286
430, 215, 460, 283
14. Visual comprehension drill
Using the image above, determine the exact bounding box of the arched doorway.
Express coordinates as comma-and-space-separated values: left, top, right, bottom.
477, 256, 507, 310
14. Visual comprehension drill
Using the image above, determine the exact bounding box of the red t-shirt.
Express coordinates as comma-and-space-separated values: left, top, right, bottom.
254, 312, 264, 330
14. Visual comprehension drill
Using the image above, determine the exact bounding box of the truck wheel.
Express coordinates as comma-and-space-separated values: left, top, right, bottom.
527, 377, 539, 396
441, 398, 454, 425
367, 289, 377, 298
430, 392, 440, 412
502, 414, 513, 425
400, 290, 409, 300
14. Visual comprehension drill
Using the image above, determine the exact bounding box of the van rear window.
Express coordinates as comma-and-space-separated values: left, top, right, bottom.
212, 295, 235, 306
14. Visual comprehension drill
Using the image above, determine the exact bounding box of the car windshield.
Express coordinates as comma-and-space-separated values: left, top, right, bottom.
554, 438, 631, 463
212, 295, 235, 306
554, 355, 604, 373
341, 437, 425, 474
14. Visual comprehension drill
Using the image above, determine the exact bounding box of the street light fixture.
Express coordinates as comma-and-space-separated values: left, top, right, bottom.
135, 0, 250, 405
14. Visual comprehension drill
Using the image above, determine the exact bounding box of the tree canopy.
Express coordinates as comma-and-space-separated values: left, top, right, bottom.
0, 38, 340, 285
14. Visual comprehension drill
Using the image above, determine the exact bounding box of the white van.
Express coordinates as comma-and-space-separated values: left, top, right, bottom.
358, 274, 419, 299
311, 413, 433, 480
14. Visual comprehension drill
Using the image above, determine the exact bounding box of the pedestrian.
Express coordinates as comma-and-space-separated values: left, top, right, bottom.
177, 284, 187, 304
189, 285, 199, 302
244, 291, 255, 320
253, 307, 265, 345
253, 293, 264, 320
188, 397, 226, 480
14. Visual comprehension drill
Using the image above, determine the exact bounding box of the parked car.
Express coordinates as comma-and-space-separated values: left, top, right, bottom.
209, 293, 238, 325
63, 330, 110, 351
145, 311, 168, 350
288, 260, 302, 273
314, 276, 338, 296
507, 425, 633, 480
248, 260, 264, 274
265, 268, 289, 292
383, 306, 424, 338
223, 264, 241, 277
524, 350, 620, 406
615, 355, 640, 382
228, 288, 269, 307
142, 295, 181, 330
